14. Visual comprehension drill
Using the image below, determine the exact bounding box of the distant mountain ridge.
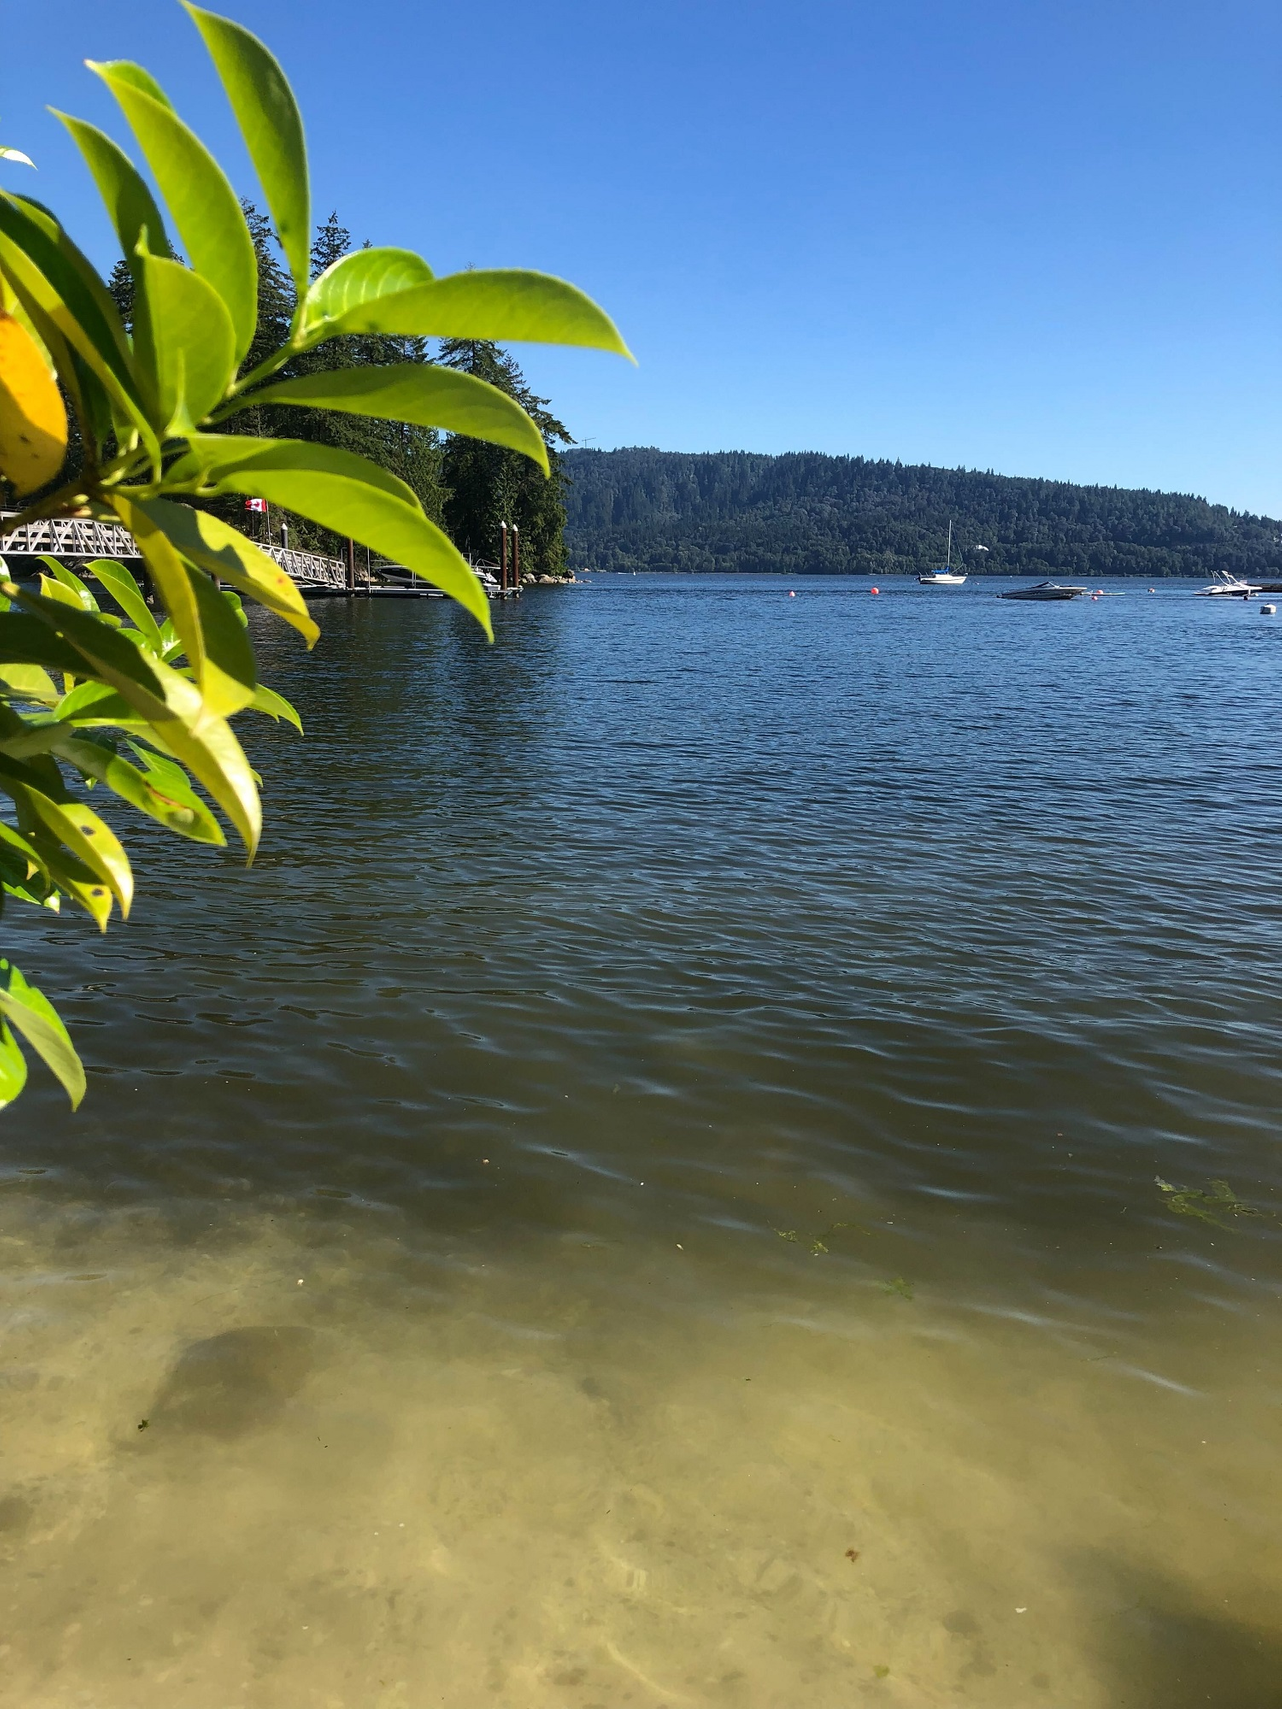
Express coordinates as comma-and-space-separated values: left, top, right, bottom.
562, 447, 1282, 579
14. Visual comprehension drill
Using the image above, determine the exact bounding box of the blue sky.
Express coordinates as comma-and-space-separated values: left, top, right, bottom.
8, 0, 1279, 514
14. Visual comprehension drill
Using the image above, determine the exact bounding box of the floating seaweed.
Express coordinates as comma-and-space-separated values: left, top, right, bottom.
1154, 1176, 1277, 1231
773, 1220, 866, 1257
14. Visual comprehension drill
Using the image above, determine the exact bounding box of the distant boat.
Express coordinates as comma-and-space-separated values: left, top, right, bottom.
998, 581, 1089, 602
1197, 571, 1261, 597
918, 520, 967, 585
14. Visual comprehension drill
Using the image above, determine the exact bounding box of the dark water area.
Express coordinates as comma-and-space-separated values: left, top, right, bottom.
3, 575, 1281, 1707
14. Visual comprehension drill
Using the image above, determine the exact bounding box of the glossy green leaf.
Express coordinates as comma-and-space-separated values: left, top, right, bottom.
90, 62, 257, 363
125, 739, 224, 835
51, 112, 172, 262
0, 959, 85, 1109
127, 498, 318, 646
132, 252, 236, 432
314, 268, 633, 358
184, 6, 310, 295
27, 835, 114, 929
54, 734, 223, 843
84, 558, 165, 651
0, 1020, 28, 1110
248, 363, 550, 473
171, 436, 491, 633
0, 611, 94, 677
297, 247, 433, 340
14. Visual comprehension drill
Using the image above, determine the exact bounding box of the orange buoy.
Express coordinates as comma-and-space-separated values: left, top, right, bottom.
870, 586, 880, 595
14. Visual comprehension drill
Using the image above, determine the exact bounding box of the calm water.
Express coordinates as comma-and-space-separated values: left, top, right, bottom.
3, 575, 1281, 1707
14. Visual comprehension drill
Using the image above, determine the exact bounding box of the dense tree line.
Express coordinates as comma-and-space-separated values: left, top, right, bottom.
562, 448, 1282, 580
106, 208, 571, 576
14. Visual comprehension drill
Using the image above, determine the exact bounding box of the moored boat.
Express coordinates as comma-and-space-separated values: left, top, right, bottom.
998, 581, 1089, 602
918, 520, 967, 585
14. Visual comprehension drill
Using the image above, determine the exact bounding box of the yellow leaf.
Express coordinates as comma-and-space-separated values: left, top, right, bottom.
0, 311, 67, 496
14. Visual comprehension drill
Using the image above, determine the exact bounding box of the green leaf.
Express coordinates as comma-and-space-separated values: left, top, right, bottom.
246, 682, 302, 732
0, 662, 59, 705
0, 959, 85, 1109
53, 734, 224, 844
84, 558, 165, 651
183, 5, 310, 296
124, 498, 318, 646
0, 611, 95, 677
132, 252, 236, 433
89, 62, 257, 364
37, 555, 99, 610
13, 787, 133, 915
313, 268, 633, 358
248, 363, 550, 474
0, 1020, 28, 1110
170, 437, 492, 633
51, 112, 172, 262
99, 63, 174, 110
185, 561, 257, 716
109, 493, 207, 695
27, 835, 115, 929
297, 247, 433, 340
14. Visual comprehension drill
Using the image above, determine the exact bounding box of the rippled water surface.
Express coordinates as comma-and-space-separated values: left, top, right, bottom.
3, 575, 1282, 1707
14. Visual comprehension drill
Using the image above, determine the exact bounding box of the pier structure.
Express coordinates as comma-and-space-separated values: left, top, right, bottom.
0, 515, 527, 600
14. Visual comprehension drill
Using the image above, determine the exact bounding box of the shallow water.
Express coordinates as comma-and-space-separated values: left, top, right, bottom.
2, 575, 1281, 1707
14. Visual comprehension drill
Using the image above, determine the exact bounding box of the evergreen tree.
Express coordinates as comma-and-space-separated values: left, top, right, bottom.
437, 338, 573, 577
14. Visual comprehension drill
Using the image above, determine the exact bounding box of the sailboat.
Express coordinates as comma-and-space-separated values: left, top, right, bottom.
918, 521, 967, 585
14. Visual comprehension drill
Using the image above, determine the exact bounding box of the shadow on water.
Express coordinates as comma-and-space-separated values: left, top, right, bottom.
1078, 1555, 1282, 1709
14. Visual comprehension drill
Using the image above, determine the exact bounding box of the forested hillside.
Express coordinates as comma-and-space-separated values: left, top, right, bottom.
563, 448, 1282, 579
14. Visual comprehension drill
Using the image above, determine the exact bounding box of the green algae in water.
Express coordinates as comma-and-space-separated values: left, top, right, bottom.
1155, 1176, 1276, 1231
880, 1276, 914, 1300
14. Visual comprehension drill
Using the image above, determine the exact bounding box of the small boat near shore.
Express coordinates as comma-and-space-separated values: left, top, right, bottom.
998, 581, 1089, 602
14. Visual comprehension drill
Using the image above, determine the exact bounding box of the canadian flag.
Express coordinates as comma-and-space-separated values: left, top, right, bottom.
244, 498, 268, 513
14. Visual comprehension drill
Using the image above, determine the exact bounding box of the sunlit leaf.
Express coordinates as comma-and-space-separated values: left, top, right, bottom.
52, 112, 172, 261
84, 558, 165, 651
0, 194, 153, 454
108, 492, 206, 690
297, 246, 432, 341
0, 1020, 27, 1110
248, 363, 550, 473
127, 497, 318, 646
0, 309, 68, 494
37, 555, 98, 610
132, 251, 236, 432
54, 734, 223, 843
0, 959, 85, 1108
247, 682, 302, 731
313, 267, 633, 358
89, 61, 257, 363
185, 556, 256, 716
0, 662, 59, 704
11, 785, 133, 914
169, 436, 491, 633
183, 5, 310, 296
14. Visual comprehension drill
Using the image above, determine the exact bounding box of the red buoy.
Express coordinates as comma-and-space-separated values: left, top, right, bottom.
870, 586, 880, 595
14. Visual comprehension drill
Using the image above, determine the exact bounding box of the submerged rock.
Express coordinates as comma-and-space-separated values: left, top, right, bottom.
145, 1326, 315, 1439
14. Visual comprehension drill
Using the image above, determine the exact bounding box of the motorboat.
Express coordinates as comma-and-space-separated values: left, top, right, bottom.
918, 520, 967, 585
1197, 571, 1261, 597
997, 581, 1089, 602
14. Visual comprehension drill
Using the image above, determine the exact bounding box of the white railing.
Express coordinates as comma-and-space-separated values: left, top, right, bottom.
0, 512, 349, 590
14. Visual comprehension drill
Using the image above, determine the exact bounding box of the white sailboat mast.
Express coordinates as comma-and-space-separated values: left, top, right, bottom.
945, 520, 953, 571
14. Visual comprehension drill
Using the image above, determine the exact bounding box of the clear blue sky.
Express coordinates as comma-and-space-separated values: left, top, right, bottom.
8, 0, 1280, 514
